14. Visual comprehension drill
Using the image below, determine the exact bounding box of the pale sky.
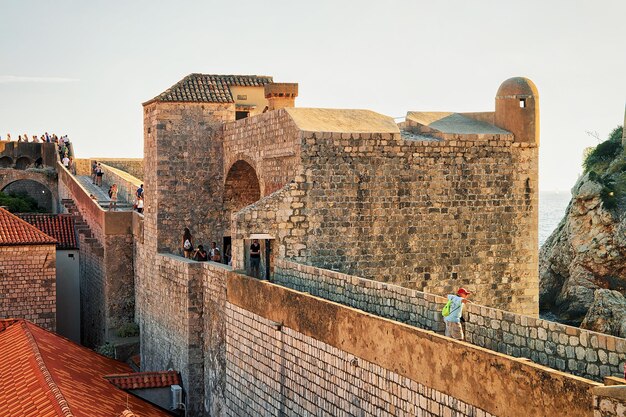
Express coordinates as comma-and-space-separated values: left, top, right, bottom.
1, 0, 624, 192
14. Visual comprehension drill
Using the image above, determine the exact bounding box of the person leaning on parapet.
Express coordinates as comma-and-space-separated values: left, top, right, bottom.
193, 245, 208, 262
182, 228, 194, 259
209, 242, 220, 260
136, 184, 144, 199
442, 288, 472, 341
249, 239, 261, 278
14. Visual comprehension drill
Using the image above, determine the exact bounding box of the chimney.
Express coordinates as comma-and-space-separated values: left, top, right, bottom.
264, 83, 298, 111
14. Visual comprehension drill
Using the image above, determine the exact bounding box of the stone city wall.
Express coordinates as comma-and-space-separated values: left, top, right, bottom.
137, 252, 608, 416
57, 162, 135, 346
225, 267, 597, 417
73, 158, 144, 180
0, 244, 56, 330
235, 130, 538, 316
273, 259, 626, 382
0, 142, 58, 167
76, 232, 106, 345
137, 253, 206, 416
143, 101, 230, 255
100, 163, 142, 205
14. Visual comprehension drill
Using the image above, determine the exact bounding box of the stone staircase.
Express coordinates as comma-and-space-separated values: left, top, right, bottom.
62, 198, 104, 255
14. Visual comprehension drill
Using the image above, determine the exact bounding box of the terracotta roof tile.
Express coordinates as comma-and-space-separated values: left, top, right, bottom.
105, 371, 181, 390
151, 73, 273, 104
0, 319, 172, 417
0, 208, 57, 246
17, 214, 78, 250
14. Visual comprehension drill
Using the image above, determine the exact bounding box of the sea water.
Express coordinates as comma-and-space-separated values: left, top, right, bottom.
539, 191, 572, 248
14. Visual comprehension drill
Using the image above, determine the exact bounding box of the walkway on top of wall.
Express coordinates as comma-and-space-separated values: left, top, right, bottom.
75, 175, 134, 211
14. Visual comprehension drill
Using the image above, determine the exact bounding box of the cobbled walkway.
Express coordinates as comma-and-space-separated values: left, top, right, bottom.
75, 175, 134, 211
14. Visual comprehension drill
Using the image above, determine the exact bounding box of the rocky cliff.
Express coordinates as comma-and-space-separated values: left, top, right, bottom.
540, 125, 626, 337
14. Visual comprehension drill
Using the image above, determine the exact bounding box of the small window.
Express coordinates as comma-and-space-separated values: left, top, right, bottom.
519, 98, 526, 108
235, 111, 249, 120
452, 272, 458, 280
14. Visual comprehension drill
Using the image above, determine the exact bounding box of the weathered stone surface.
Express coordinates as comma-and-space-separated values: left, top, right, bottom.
0, 244, 56, 330
539, 172, 626, 329
581, 289, 626, 337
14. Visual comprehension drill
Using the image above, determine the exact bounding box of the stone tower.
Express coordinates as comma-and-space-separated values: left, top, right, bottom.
495, 77, 540, 145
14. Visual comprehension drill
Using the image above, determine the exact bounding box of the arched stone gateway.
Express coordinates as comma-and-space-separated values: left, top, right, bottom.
0, 170, 58, 213
1, 179, 54, 212
224, 160, 261, 226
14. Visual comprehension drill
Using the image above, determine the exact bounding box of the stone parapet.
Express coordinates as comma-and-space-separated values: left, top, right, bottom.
100, 163, 142, 206
274, 259, 626, 382
592, 385, 626, 416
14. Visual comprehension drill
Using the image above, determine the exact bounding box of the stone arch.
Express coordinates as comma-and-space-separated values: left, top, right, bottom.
0, 156, 12, 168
224, 160, 261, 225
1, 179, 54, 212
15, 156, 32, 170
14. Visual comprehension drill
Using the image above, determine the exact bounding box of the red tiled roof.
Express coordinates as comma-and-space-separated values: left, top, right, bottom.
0, 319, 172, 417
18, 214, 78, 250
104, 371, 181, 390
0, 207, 57, 246
150, 73, 273, 104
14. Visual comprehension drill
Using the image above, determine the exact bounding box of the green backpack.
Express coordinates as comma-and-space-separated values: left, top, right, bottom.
441, 300, 453, 317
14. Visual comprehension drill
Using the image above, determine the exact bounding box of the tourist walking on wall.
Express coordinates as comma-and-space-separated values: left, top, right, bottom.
182, 228, 194, 259
91, 161, 98, 184
442, 288, 472, 340
108, 184, 118, 211
95, 163, 104, 186
250, 239, 261, 278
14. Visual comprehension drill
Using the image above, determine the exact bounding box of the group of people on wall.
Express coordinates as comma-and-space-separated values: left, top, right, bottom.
182, 228, 231, 265
1, 132, 69, 144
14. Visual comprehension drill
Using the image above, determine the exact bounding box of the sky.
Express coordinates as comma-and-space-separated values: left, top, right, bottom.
1, 0, 624, 192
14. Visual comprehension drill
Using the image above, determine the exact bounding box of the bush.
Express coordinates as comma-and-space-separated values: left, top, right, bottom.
599, 176, 618, 209
116, 322, 139, 338
584, 126, 623, 173
0, 191, 43, 213
96, 342, 115, 358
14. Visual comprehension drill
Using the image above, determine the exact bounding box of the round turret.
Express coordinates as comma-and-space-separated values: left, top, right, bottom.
495, 77, 539, 145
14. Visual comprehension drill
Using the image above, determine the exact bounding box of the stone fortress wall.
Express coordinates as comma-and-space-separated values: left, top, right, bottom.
127, 75, 625, 415
134, 250, 625, 416
220, 109, 537, 317
273, 259, 626, 382
57, 162, 135, 347
233, 127, 538, 316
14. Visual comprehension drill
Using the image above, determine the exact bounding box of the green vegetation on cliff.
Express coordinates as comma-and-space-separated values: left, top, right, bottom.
583, 126, 624, 209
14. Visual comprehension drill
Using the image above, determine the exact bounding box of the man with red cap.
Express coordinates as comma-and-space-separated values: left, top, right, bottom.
443, 287, 472, 340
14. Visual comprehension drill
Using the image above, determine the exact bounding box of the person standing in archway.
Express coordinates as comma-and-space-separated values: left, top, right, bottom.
250, 239, 261, 278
